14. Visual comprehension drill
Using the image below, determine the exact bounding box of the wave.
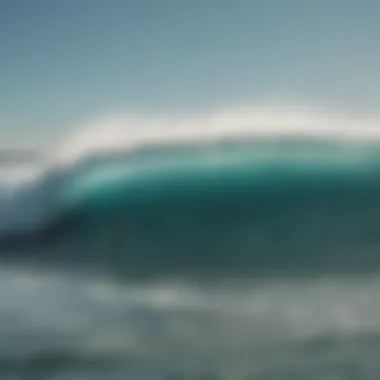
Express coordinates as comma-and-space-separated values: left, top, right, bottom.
3, 105, 380, 278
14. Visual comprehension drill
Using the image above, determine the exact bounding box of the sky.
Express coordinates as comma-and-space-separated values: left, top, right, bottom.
1, 0, 380, 146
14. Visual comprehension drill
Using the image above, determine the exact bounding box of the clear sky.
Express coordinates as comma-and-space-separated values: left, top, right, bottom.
1, 0, 380, 144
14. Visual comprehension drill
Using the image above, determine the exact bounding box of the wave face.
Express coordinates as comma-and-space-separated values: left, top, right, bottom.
4, 133, 380, 278
59, 138, 380, 278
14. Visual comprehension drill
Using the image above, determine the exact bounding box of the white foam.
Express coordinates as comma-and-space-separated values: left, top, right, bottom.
55, 103, 380, 165
1, 269, 380, 374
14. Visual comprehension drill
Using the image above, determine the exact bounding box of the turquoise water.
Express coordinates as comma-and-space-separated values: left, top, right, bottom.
64, 139, 380, 213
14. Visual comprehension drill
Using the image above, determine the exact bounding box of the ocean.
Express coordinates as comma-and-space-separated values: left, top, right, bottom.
2, 108, 380, 379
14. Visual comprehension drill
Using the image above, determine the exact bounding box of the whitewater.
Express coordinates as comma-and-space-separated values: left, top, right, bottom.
3, 104, 380, 378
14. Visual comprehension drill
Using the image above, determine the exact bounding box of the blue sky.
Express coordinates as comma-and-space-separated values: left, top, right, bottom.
1, 0, 380, 144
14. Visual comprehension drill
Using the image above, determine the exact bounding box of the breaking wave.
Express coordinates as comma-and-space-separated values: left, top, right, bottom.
3, 104, 380, 279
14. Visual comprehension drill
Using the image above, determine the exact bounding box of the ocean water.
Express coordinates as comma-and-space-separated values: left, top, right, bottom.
3, 109, 380, 379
